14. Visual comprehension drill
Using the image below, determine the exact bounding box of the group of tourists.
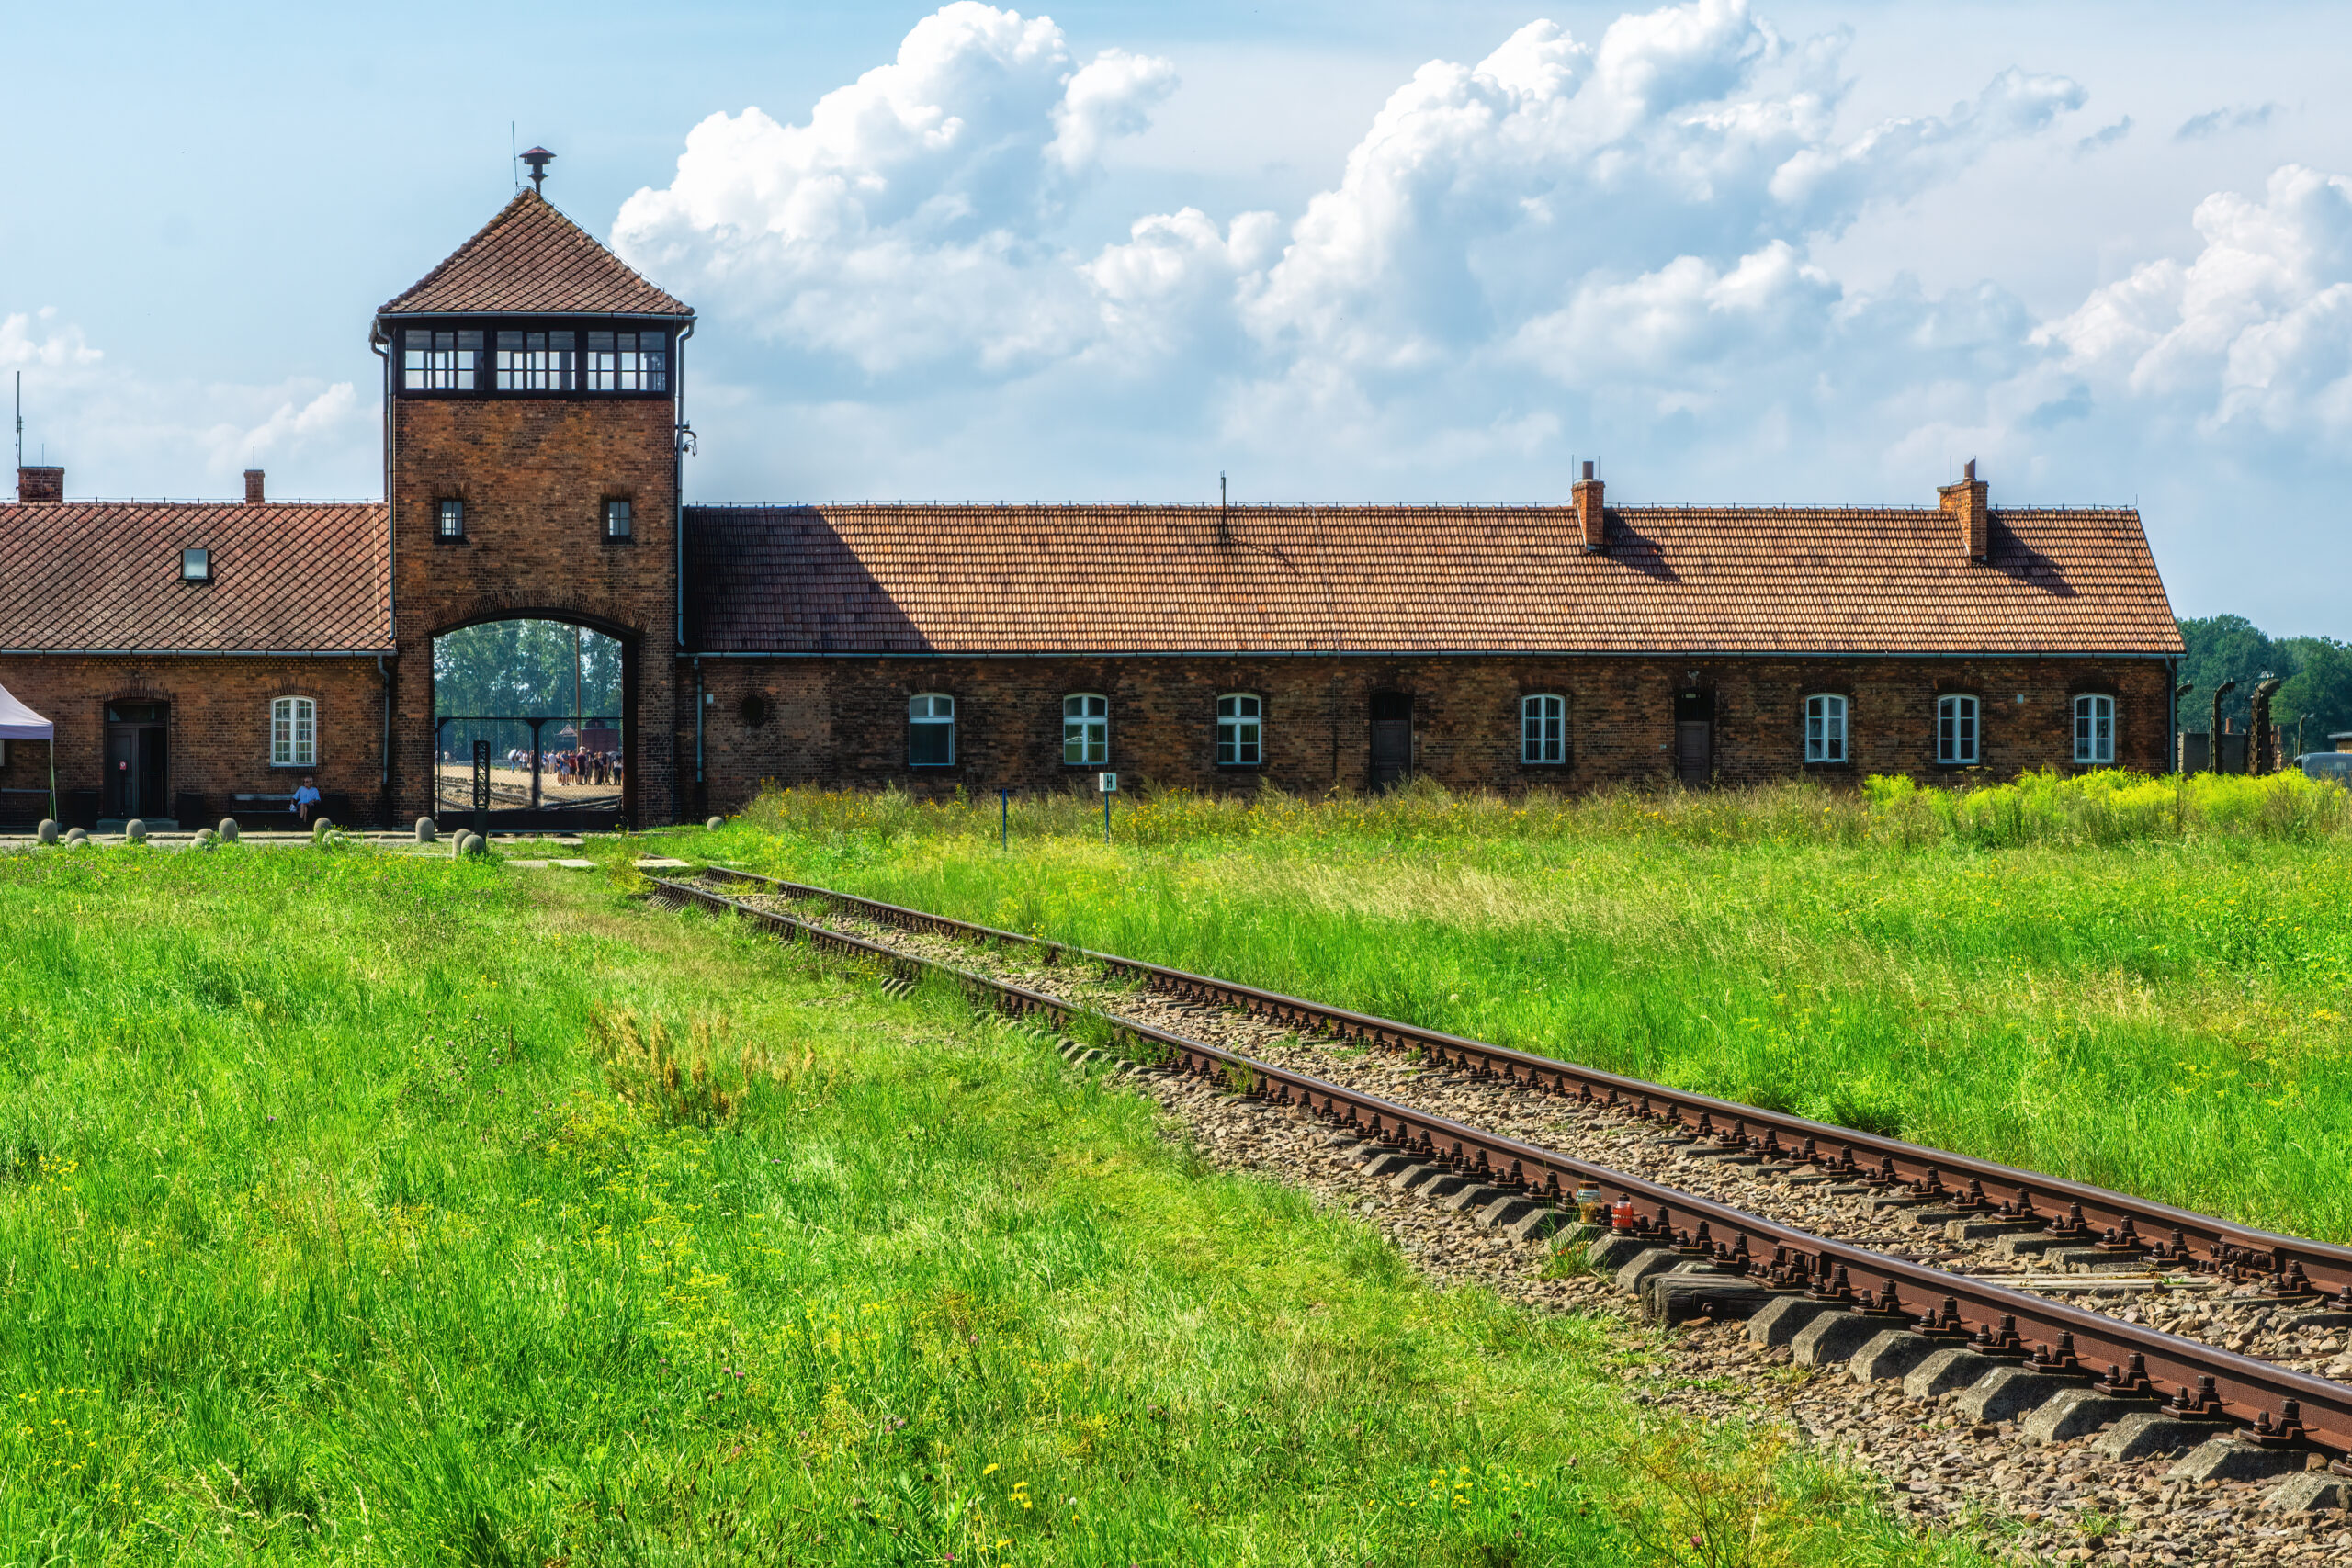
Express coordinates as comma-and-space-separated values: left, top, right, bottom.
481, 745, 619, 788
548, 749, 618, 789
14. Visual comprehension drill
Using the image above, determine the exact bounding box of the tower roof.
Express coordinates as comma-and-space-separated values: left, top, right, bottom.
379, 188, 692, 319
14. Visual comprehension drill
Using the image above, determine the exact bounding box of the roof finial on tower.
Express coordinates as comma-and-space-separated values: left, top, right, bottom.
520, 146, 555, 195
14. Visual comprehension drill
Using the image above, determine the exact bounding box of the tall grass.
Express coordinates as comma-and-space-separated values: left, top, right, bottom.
733, 767, 2351, 853
0, 847, 1980, 1566
686, 770, 2352, 1243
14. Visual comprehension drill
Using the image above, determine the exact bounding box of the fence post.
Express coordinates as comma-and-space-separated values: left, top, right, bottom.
472, 740, 491, 839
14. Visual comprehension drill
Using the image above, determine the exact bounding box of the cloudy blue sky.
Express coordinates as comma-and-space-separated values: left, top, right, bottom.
7, 1, 2350, 632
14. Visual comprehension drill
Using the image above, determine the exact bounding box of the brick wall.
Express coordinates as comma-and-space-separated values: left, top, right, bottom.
0, 654, 385, 825
388, 393, 680, 826
684, 654, 2175, 809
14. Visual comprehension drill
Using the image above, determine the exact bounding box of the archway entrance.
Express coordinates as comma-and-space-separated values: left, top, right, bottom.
432, 618, 629, 831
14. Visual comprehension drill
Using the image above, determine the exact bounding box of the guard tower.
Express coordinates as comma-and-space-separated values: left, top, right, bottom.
373, 152, 693, 827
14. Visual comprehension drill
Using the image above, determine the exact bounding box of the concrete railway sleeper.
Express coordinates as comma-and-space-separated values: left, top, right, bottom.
649, 871, 2352, 1494
695, 863, 2352, 1312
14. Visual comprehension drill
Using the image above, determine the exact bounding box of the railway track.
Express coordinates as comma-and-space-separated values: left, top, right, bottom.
650, 867, 2352, 1483
695, 864, 2352, 1309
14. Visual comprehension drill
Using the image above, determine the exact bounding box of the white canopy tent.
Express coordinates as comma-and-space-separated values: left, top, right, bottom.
0, 682, 56, 824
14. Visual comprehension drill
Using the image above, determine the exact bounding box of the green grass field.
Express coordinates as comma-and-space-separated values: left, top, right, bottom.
673, 770, 2352, 1247
0, 846, 1978, 1566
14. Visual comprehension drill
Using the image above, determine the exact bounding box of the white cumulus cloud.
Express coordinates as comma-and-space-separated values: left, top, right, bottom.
614, 3, 1175, 378
2043, 164, 2352, 438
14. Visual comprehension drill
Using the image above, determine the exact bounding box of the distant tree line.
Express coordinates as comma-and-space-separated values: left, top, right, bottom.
433, 620, 623, 720
2177, 615, 2352, 749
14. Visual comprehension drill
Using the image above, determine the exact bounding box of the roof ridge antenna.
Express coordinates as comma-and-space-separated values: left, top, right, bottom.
510, 123, 519, 192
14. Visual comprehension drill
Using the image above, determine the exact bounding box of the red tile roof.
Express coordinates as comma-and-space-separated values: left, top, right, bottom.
0, 502, 390, 653
379, 190, 692, 318
684, 502, 2183, 657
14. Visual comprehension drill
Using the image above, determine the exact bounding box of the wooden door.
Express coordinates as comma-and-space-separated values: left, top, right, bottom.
1675, 720, 1711, 786
105, 726, 138, 818
105, 703, 168, 818
1370, 692, 1413, 789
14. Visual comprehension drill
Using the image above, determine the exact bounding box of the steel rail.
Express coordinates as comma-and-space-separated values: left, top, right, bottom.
654, 874, 2352, 1458
698, 864, 2352, 1306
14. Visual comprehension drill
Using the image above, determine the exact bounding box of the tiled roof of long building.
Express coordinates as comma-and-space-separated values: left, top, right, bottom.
0, 502, 391, 652
379, 190, 692, 318
683, 502, 2183, 657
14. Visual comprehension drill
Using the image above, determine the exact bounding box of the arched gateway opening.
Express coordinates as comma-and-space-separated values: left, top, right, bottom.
432, 616, 634, 831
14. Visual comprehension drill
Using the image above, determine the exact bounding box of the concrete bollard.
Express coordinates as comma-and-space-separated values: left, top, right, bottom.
64, 827, 89, 845
219, 818, 240, 842
311, 818, 334, 845
462, 833, 487, 856
707, 816, 725, 830
193, 829, 217, 851
415, 817, 436, 844
36, 819, 59, 844
124, 818, 148, 843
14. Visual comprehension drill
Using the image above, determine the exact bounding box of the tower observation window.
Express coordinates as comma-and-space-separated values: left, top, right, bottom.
402, 329, 481, 390
587, 331, 666, 392
496, 330, 575, 390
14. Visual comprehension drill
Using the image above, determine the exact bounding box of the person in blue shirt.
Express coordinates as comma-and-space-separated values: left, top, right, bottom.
290, 777, 322, 826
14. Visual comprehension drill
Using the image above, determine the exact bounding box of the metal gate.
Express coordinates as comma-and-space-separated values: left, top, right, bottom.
434, 714, 624, 829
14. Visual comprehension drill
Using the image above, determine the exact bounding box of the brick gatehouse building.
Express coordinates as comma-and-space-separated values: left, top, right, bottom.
0, 178, 2185, 829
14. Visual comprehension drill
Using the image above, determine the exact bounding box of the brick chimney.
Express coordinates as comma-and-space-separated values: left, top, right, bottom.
1939, 458, 1988, 560
16, 466, 62, 504
244, 468, 266, 504
1574, 460, 1604, 551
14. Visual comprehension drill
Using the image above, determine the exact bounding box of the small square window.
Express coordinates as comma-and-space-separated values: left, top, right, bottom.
605, 499, 633, 539
436, 500, 465, 539
181, 547, 211, 582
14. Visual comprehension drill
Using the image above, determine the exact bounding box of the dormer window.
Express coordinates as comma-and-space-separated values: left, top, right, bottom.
181, 547, 211, 582
587, 331, 666, 392
496, 330, 575, 390
401, 329, 480, 390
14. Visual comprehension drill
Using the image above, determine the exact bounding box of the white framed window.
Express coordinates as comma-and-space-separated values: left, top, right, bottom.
271, 696, 317, 768
1804, 694, 1848, 763
1216, 694, 1261, 766
1063, 694, 1108, 766
494, 329, 575, 390
909, 693, 955, 767
1937, 694, 1980, 764
2074, 693, 2115, 764
586, 330, 667, 392
1521, 694, 1566, 764
402, 329, 480, 391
